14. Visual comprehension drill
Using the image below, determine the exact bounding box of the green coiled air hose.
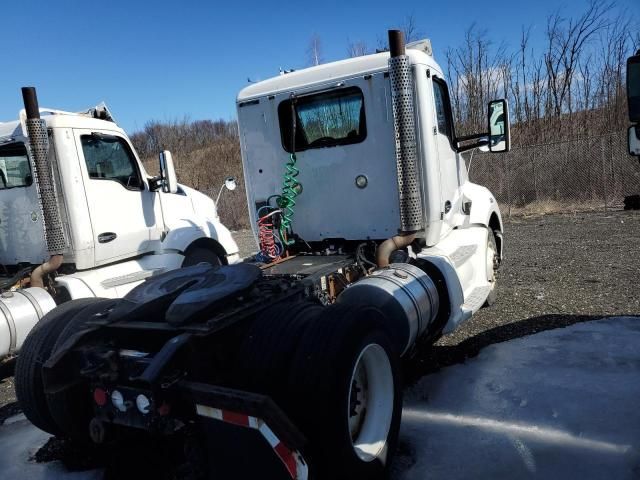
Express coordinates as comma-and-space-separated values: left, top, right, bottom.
278, 152, 299, 245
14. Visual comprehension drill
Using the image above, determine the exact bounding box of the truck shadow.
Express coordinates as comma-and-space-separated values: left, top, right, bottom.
404, 313, 635, 385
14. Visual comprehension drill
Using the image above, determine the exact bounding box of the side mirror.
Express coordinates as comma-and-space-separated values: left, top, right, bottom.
224, 176, 237, 191
627, 52, 640, 123
216, 176, 238, 204
159, 150, 178, 194
629, 126, 640, 156
487, 99, 511, 153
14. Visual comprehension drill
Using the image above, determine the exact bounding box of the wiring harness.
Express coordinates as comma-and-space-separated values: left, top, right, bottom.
256, 205, 284, 262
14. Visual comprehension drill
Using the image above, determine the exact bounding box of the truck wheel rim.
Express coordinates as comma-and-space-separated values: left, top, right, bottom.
486, 237, 497, 284
347, 343, 394, 463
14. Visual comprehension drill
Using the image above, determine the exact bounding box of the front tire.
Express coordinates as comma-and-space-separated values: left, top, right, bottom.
286, 304, 402, 480
182, 247, 223, 267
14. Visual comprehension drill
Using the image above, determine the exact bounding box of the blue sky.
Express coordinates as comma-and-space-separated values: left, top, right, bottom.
1, 0, 638, 134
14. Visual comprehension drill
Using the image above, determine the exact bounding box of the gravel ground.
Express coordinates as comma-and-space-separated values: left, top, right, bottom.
1, 210, 639, 420
407, 209, 640, 381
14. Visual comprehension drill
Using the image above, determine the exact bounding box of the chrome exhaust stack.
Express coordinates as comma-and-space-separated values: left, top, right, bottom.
376, 31, 423, 267
387, 30, 423, 234
21, 87, 66, 287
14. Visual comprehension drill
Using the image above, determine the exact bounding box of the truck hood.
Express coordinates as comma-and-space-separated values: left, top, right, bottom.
180, 184, 219, 220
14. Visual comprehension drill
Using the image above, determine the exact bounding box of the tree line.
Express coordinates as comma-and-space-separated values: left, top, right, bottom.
340, 3, 639, 144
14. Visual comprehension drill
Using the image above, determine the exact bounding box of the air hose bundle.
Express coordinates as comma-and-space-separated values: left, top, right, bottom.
257, 94, 301, 262
278, 152, 299, 246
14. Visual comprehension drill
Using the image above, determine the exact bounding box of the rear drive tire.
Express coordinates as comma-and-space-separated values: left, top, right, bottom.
47, 298, 120, 440
286, 304, 402, 480
182, 247, 223, 267
234, 300, 323, 404
15, 298, 106, 435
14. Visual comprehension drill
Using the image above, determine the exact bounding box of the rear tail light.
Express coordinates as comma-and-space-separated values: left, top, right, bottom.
93, 388, 107, 406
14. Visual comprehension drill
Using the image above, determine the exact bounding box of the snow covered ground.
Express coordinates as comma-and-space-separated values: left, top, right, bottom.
392, 316, 640, 479
1, 316, 639, 479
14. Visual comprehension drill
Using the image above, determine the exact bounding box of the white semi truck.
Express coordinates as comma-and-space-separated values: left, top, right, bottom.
16, 31, 510, 479
0, 89, 240, 364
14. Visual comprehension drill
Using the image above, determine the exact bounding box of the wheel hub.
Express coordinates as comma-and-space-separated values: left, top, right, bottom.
346, 343, 394, 463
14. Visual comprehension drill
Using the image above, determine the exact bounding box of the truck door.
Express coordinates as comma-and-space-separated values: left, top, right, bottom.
432, 77, 463, 237
74, 129, 158, 266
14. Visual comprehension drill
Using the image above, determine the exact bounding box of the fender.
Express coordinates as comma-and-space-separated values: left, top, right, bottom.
161, 184, 241, 263
161, 220, 240, 263
462, 182, 504, 260
55, 276, 96, 299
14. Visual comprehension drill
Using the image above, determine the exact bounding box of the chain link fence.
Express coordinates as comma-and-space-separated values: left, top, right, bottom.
467, 130, 640, 217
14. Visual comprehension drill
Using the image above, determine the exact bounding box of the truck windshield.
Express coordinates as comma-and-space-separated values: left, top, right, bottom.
0, 142, 32, 190
278, 87, 366, 153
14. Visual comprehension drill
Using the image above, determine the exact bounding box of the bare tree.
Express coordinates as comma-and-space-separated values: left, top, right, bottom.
401, 14, 421, 43
348, 39, 369, 57
307, 34, 324, 66
544, 1, 613, 120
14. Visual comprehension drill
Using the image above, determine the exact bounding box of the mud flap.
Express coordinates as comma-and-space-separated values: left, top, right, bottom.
179, 381, 309, 480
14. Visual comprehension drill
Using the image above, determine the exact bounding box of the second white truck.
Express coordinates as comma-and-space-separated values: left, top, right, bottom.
0, 88, 239, 364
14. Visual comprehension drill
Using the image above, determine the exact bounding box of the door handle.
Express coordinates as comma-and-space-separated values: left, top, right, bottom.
98, 232, 117, 243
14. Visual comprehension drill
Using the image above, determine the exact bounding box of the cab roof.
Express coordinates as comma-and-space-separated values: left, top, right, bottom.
237, 45, 439, 103
0, 108, 125, 144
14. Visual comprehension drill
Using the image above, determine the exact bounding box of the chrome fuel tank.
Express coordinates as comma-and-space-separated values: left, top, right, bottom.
337, 263, 439, 355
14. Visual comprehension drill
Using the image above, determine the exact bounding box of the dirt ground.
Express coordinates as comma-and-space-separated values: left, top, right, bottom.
2, 209, 639, 421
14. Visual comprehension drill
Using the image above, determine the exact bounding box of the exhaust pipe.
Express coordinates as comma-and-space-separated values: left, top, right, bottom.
21, 87, 66, 288
376, 233, 416, 268
387, 30, 423, 234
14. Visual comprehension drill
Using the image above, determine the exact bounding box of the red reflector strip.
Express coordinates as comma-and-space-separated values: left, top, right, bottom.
222, 410, 250, 427
195, 404, 308, 479
274, 442, 298, 478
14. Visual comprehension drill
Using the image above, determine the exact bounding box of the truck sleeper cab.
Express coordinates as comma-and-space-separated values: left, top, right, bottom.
15, 31, 510, 480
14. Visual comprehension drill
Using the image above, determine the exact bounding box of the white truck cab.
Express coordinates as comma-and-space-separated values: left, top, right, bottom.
0, 90, 239, 362
237, 33, 507, 336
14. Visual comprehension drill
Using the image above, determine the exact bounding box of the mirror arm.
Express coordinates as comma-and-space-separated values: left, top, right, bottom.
456, 132, 486, 142
149, 176, 163, 192
456, 139, 489, 154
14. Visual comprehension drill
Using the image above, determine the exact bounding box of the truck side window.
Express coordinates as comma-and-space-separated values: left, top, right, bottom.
81, 135, 143, 190
433, 78, 453, 142
0, 143, 33, 190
